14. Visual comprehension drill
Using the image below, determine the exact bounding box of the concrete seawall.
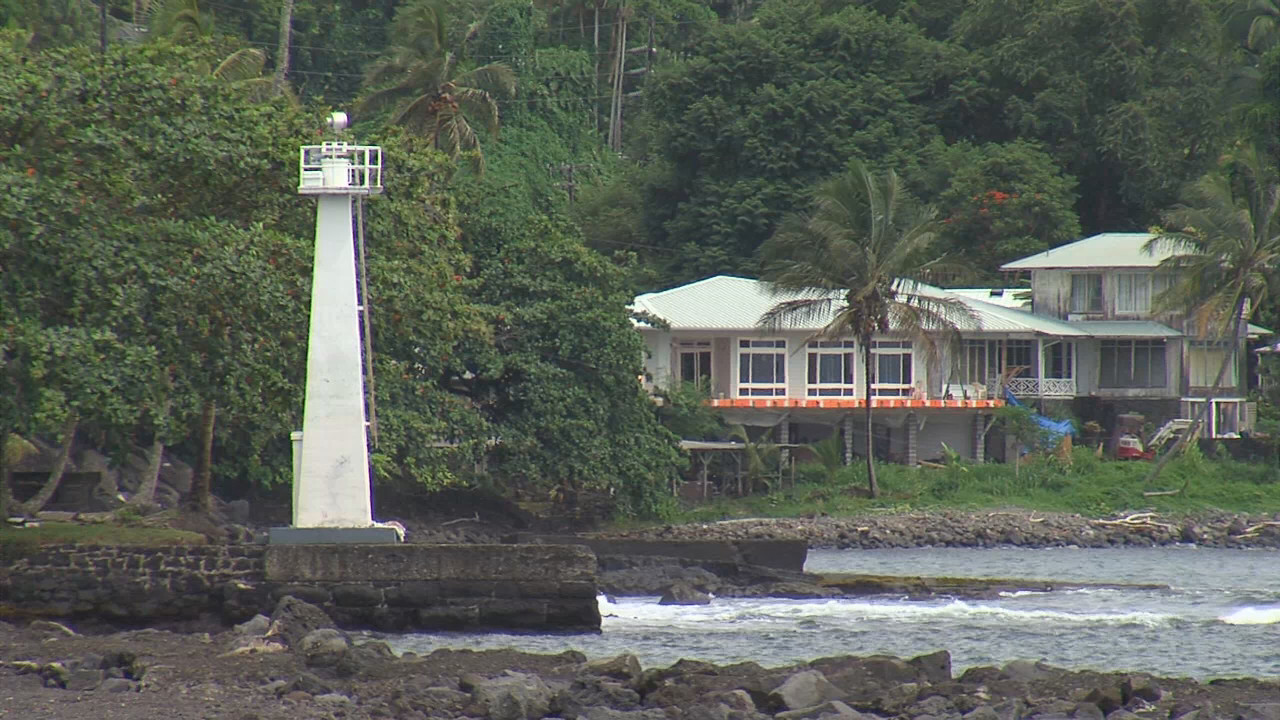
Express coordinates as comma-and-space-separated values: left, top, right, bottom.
0, 543, 601, 632
506, 534, 809, 573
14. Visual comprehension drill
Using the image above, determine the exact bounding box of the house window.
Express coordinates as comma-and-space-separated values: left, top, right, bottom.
1189, 340, 1237, 388
1099, 340, 1166, 388
1070, 273, 1103, 313
738, 339, 786, 396
1152, 273, 1174, 304
871, 340, 912, 397
806, 341, 856, 396
1005, 339, 1034, 378
961, 340, 991, 385
1115, 273, 1152, 314
678, 341, 712, 388
1043, 341, 1074, 379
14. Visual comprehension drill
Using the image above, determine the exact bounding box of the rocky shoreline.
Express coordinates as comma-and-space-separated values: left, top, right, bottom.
3, 595, 1278, 720
589, 510, 1280, 550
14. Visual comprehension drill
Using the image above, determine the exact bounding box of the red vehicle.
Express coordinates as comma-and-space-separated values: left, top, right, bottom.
1116, 434, 1151, 461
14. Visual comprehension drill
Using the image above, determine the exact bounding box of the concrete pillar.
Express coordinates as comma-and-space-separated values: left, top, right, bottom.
972, 413, 987, 463
843, 415, 854, 465
778, 420, 790, 469
295, 192, 373, 528
905, 412, 918, 467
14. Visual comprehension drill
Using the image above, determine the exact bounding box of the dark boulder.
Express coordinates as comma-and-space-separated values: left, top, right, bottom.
659, 581, 713, 605
269, 596, 335, 650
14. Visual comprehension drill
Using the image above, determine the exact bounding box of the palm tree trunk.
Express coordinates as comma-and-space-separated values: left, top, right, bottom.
1144, 294, 1248, 493
862, 336, 878, 498
19, 414, 78, 515
187, 399, 216, 513
273, 0, 295, 94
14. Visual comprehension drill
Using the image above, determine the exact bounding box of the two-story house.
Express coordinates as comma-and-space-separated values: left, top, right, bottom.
633, 276, 1088, 466
999, 232, 1258, 439
633, 232, 1262, 470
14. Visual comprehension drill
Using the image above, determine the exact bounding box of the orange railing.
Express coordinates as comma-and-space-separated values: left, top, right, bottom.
707, 397, 1003, 409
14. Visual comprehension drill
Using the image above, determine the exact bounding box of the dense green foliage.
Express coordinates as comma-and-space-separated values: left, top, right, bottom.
1, 0, 1278, 519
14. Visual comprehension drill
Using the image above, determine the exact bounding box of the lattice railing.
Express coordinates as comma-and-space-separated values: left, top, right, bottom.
991, 376, 1076, 398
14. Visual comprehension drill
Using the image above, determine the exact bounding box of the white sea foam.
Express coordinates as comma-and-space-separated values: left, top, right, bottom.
1219, 606, 1280, 625
598, 595, 1179, 629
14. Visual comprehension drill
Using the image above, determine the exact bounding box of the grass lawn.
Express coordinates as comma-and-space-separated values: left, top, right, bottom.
647, 446, 1280, 526
0, 522, 206, 549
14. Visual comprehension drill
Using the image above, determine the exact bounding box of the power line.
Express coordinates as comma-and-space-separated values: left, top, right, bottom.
204, 0, 710, 38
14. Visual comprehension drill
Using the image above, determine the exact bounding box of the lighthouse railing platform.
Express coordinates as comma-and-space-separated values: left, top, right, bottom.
298, 142, 383, 195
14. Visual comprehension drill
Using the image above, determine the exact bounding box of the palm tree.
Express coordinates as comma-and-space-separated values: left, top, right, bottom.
1143, 145, 1280, 492
1227, 0, 1280, 52
357, 0, 516, 174
758, 161, 972, 498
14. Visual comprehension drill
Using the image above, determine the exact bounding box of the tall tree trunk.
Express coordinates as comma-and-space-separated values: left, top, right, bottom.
131, 397, 173, 507
273, 0, 295, 95
593, 3, 600, 134
19, 414, 79, 515
0, 429, 11, 520
187, 399, 216, 513
1144, 294, 1247, 492
862, 337, 878, 498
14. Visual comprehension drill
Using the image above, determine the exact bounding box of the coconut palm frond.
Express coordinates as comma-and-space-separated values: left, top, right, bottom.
454, 87, 501, 137
757, 297, 837, 332
393, 94, 441, 136
359, 85, 424, 119
212, 48, 267, 83
456, 62, 517, 98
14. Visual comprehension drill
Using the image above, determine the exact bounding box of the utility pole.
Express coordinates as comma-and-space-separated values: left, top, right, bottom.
550, 162, 593, 203
99, 0, 108, 55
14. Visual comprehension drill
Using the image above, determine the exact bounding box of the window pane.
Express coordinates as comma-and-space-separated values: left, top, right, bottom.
739, 354, 749, 383
877, 354, 900, 384
751, 353, 774, 383
843, 353, 854, 384
775, 354, 786, 382
681, 353, 696, 383
818, 354, 842, 383
1071, 274, 1102, 313
807, 355, 817, 384
699, 352, 711, 382
901, 354, 913, 385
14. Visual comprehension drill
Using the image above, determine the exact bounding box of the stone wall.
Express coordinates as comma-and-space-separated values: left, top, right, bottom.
0, 543, 600, 632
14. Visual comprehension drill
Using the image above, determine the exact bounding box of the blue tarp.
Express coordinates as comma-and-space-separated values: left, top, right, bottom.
1004, 389, 1074, 442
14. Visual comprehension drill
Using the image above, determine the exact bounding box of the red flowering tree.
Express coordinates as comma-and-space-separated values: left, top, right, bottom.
933, 140, 1082, 279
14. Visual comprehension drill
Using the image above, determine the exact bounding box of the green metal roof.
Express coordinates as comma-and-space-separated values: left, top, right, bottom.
1072, 321, 1182, 338
1000, 233, 1179, 271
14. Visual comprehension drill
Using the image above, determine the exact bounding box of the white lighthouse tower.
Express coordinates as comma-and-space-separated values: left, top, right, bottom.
273, 112, 399, 544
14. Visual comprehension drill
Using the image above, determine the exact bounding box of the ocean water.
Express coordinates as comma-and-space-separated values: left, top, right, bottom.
388, 546, 1280, 680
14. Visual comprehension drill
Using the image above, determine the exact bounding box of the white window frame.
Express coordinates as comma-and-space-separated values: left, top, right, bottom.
1115, 272, 1152, 315
806, 340, 857, 397
677, 341, 713, 389
1182, 398, 1245, 438
1070, 273, 1103, 314
870, 340, 913, 397
737, 338, 787, 397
